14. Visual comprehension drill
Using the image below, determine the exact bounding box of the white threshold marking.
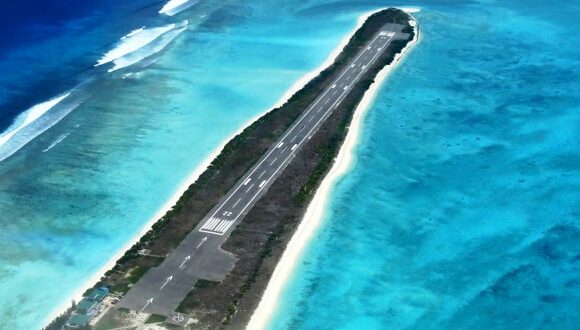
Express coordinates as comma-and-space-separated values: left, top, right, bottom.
212, 221, 224, 232
221, 220, 235, 233
216, 220, 229, 232
200, 217, 214, 230
210, 218, 223, 230
202, 217, 220, 230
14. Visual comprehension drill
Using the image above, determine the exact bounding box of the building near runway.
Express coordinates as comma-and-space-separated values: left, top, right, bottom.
64, 287, 109, 328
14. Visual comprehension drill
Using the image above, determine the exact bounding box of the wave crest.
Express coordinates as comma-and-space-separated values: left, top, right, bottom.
95, 21, 188, 73
159, 0, 199, 16
0, 93, 81, 161
96, 24, 175, 67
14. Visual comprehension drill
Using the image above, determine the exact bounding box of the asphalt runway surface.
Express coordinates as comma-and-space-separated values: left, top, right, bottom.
119, 23, 408, 316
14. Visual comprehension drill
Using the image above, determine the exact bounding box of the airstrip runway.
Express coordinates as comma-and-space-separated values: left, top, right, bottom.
119, 23, 408, 318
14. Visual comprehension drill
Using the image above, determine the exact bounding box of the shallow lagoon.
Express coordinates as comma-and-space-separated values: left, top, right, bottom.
270, 0, 580, 329
0, 0, 578, 328
0, 0, 370, 327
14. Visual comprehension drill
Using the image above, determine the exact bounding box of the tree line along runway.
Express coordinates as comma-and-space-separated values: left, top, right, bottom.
118, 23, 408, 320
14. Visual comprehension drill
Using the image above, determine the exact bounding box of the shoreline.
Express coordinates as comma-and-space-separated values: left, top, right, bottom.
43, 12, 375, 328
246, 9, 421, 330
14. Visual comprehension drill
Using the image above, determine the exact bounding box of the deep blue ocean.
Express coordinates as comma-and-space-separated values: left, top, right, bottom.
0, 0, 578, 329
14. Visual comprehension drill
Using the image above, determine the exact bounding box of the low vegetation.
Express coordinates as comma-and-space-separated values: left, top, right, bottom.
49, 8, 415, 330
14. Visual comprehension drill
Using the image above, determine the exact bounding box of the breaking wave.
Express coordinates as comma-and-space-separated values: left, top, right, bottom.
0, 17, 190, 162
0, 92, 85, 162
42, 132, 71, 152
96, 25, 174, 66
159, 0, 199, 16
97, 21, 188, 72
0, 93, 69, 148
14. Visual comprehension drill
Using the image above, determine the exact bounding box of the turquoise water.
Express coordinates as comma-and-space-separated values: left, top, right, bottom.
270, 1, 580, 329
1, 0, 578, 328
0, 1, 368, 328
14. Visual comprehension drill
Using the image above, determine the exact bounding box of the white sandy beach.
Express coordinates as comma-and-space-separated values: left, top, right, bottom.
247, 8, 421, 330
43, 11, 377, 328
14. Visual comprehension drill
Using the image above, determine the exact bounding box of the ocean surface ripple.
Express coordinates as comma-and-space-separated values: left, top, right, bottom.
0, 0, 578, 328
270, 0, 580, 329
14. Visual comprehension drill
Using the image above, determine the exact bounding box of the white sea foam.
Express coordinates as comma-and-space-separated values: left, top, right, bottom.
108, 21, 188, 72
122, 27, 145, 39
401, 7, 421, 13
42, 132, 71, 152
159, 0, 199, 16
0, 92, 87, 162
0, 93, 70, 149
96, 24, 175, 66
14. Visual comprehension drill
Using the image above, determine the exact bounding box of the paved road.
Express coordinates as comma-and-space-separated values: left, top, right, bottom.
118, 23, 408, 316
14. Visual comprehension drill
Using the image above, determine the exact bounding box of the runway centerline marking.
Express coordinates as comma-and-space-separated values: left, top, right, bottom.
232, 197, 242, 208
198, 32, 390, 235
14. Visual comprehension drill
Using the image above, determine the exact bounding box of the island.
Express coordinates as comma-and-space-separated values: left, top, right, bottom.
45, 7, 417, 330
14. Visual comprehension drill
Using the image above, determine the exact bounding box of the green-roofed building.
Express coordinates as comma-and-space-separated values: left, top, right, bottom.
86, 287, 109, 301
65, 313, 90, 328
65, 287, 109, 328
76, 298, 98, 314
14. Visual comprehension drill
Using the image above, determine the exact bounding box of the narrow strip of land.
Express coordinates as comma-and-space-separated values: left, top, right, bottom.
42, 9, 415, 330
117, 23, 409, 319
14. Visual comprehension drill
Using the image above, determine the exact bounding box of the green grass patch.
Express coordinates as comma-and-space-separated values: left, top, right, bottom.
195, 279, 219, 289
127, 265, 150, 284
145, 314, 167, 324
